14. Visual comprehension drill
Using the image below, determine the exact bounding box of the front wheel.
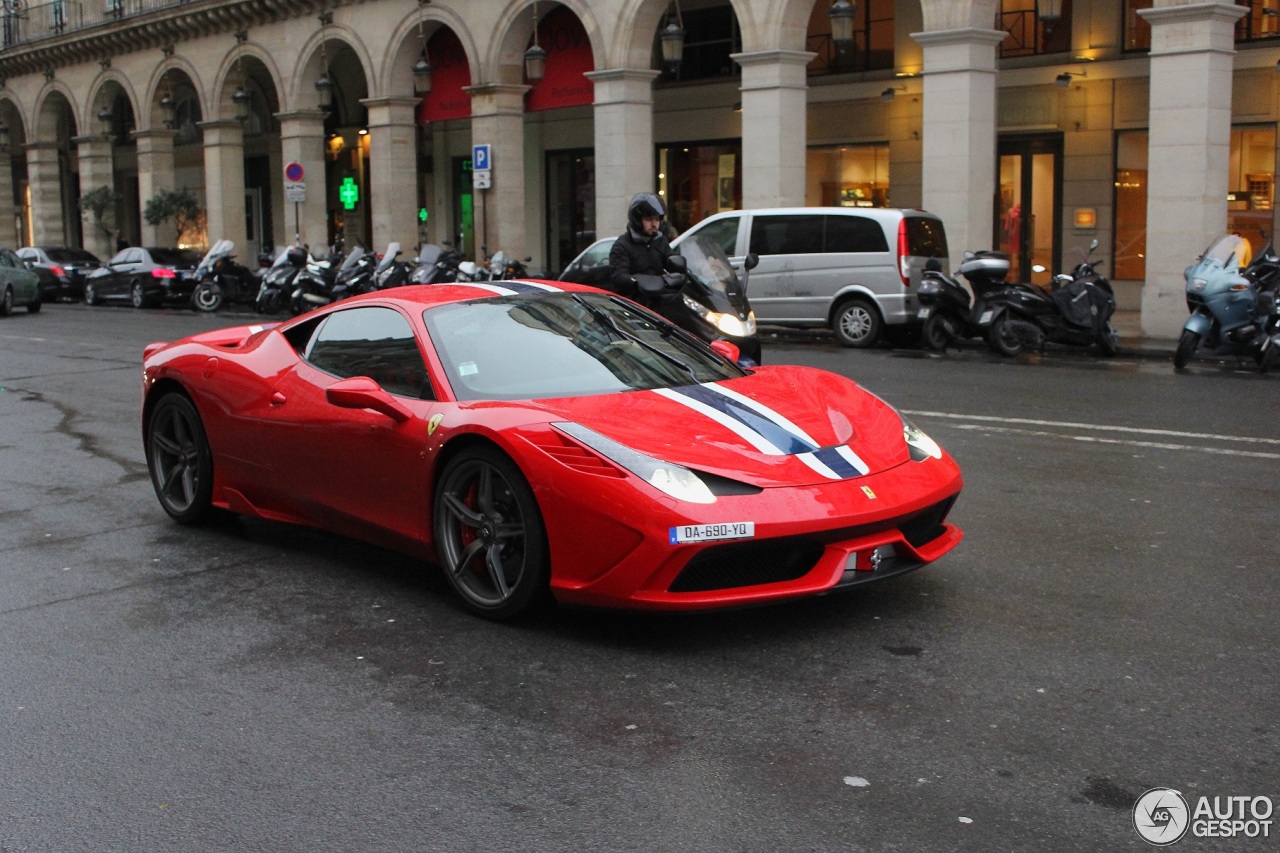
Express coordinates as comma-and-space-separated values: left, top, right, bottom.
130, 280, 148, 309
922, 312, 954, 351
84, 282, 98, 306
1173, 328, 1201, 369
832, 299, 882, 348
987, 312, 1024, 357
1096, 323, 1118, 357
192, 281, 224, 312
0, 286, 12, 317
433, 446, 550, 620
26, 295, 41, 313
146, 393, 214, 524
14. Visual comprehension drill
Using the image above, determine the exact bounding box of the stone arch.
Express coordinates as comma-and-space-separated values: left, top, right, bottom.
381, 5, 481, 98
145, 57, 205, 131
34, 83, 79, 142
0, 94, 29, 148
487, 0, 604, 85
614, 0, 754, 69
294, 25, 374, 117
212, 39, 286, 126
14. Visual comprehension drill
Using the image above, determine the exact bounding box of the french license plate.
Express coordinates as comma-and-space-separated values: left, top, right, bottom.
979, 310, 994, 324
917, 307, 931, 319
669, 521, 755, 545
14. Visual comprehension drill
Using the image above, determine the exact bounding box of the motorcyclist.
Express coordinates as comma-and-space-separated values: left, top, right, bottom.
609, 192, 673, 302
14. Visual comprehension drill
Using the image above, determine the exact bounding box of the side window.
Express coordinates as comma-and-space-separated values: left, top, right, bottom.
748, 215, 823, 255
690, 217, 740, 255
124, 249, 143, 264
304, 306, 434, 400
824, 215, 889, 253
576, 240, 614, 270
0, 251, 14, 268
904, 217, 949, 259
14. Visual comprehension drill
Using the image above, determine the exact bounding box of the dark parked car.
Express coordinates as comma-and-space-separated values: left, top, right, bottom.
84, 247, 202, 308
0, 247, 42, 316
17, 246, 102, 302
556, 237, 616, 289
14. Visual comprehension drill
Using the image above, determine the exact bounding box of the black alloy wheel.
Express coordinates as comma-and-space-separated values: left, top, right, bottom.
1173, 329, 1201, 370
83, 282, 98, 306
146, 393, 214, 523
433, 446, 550, 620
130, 280, 148, 309
987, 312, 1024, 357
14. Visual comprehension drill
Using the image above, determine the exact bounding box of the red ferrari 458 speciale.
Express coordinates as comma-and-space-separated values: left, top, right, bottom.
142, 280, 962, 619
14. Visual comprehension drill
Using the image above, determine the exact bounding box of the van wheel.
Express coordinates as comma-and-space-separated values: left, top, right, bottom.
832, 299, 881, 348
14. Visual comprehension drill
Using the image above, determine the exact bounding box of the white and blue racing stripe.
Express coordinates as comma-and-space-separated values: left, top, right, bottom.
465, 281, 562, 297
654, 382, 870, 480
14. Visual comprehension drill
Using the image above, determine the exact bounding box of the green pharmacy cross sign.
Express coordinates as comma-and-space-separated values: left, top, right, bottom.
339, 177, 359, 210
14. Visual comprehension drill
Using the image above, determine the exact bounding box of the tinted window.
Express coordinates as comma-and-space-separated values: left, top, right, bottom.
304, 306, 433, 400
824, 215, 889, 253
0, 251, 15, 268
574, 240, 613, 270
46, 248, 100, 263
690, 217, 740, 255
748, 215, 823, 255
904, 217, 948, 259
149, 249, 201, 267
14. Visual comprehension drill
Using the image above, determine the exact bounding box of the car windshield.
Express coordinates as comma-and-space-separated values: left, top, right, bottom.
45, 248, 100, 263
150, 248, 202, 267
423, 292, 744, 401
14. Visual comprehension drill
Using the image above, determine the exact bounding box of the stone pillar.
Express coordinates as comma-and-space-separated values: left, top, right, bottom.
133, 130, 175, 247
73, 135, 115, 258
0, 153, 21, 247
276, 110, 328, 250
731, 50, 815, 210
585, 68, 659, 240
911, 26, 1006, 267
26, 141, 64, 246
199, 120, 246, 248
463, 83, 528, 259
1139, 1, 1247, 338
362, 96, 420, 255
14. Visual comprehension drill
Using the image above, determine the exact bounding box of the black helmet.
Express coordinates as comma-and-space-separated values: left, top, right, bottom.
627, 192, 666, 233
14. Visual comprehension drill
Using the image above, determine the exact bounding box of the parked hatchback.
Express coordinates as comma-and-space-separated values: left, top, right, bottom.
672, 207, 948, 347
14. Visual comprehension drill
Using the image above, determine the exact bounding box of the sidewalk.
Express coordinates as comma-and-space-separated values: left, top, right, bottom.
1111, 308, 1176, 358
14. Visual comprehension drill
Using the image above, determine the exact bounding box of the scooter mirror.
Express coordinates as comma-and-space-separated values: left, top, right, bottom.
1089, 238, 1099, 251
744, 252, 759, 271
665, 254, 688, 274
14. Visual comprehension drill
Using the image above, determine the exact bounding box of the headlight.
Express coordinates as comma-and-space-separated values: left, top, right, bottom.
682, 295, 757, 338
903, 420, 942, 462
553, 422, 716, 504
1188, 278, 1208, 293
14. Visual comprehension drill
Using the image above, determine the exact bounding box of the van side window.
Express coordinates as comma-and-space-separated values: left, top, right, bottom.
824, 215, 889, 253
693, 217, 740, 255
749, 215, 823, 255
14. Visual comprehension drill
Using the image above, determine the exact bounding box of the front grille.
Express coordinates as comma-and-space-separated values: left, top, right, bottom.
669, 540, 824, 592
900, 495, 957, 548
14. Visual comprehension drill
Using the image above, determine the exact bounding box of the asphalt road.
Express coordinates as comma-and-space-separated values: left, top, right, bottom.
1, 304, 1277, 852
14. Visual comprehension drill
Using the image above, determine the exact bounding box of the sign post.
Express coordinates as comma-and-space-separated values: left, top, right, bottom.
284, 161, 306, 245
472, 144, 492, 255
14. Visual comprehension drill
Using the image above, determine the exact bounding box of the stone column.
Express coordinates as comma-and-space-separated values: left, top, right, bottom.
911, 26, 1006, 267
731, 50, 815, 210
26, 141, 64, 246
463, 83, 529, 259
73, 135, 115, 259
199, 120, 246, 248
133, 129, 175, 247
276, 110, 328, 250
362, 96, 420, 255
585, 68, 659, 240
1139, 1, 1247, 338
0, 153, 21, 247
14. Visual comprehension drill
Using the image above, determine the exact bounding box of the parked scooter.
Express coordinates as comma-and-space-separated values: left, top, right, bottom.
986, 239, 1118, 357
328, 245, 378, 302
288, 243, 348, 315
373, 243, 410, 291
631, 231, 762, 366
916, 250, 1009, 351
409, 243, 464, 284
190, 239, 263, 312
1175, 233, 1280, 372
255, 245, 310, 314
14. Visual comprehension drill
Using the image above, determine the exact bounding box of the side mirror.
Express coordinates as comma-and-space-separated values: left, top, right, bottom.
709, 339, 740, 363
665, 254, 688, 274
743, 252, 759, 271
325, 376, 412, 423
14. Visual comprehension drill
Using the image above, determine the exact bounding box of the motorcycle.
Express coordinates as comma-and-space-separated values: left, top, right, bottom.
632, 231, 762, 366
409, 243, 464, 284
190, 239, 263, 313
288, 243, 348, 315
986, 239, 1118, 357
373, 243, 410, 291
328, 246, 378, 302
485, 250, 533, 281
255, 245, 310, 314
916, 250, 1009, 352
1175, 233, 1280, 372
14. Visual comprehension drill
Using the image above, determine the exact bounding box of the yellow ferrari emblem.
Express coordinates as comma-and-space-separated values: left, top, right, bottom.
427, 413, 444, 435
861, 486, 877, 500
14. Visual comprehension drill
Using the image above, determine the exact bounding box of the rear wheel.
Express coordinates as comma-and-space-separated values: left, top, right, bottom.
987, 312, 1023, 357
84, 282, 98, 306
1173, 329, 1200, 369
130, 280, 148, 309
922, 312, 953, 351
433, 445, 550, 620
192, 281, 224, 312
146, 393, 214, 524
832, 298, 881, 348
0, 287, 12, 317
1097, 322, 1118, 357
26, 294, 41, 313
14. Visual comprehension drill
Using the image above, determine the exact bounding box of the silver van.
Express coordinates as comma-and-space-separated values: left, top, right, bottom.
671, 207, 949, 348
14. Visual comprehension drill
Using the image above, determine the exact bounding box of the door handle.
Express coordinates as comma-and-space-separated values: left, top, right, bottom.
270, 392, 286, 406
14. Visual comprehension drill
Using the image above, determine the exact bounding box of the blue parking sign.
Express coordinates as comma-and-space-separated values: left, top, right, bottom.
472, 144, 491, 172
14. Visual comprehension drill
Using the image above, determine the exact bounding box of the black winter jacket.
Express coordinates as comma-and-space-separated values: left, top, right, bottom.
608, 227, 672, 299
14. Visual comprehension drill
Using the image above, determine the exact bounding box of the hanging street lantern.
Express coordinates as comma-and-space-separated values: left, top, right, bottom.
829, 0, 856, 49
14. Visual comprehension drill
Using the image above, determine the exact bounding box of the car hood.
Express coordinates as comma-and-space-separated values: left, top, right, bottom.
519, 365, 911, 488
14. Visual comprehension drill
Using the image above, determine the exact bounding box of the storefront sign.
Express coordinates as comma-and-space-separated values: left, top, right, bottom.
419, 27, 472, 123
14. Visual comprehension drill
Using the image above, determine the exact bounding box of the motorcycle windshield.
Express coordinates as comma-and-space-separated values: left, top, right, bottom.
199, 239, 235, 270
1202, 235, 1249, 270
377, 243, 400, 272
339, 247, 365, 271
676, 232, 750, 315
417, 244, 442, 265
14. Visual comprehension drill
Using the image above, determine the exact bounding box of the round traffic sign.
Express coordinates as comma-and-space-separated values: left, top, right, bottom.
285, 162, 305, 182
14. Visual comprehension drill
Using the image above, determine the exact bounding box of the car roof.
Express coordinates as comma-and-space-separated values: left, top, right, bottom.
288, 280, 605, 315
693, 207, 938, 220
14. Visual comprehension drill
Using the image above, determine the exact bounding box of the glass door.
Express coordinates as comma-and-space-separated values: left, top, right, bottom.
997, 135, 1062, 285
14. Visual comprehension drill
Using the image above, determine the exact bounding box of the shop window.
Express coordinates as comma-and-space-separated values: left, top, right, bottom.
806, 145, 890, 208
806, 0, 894, 75
657, 143, 740, 234
999, 0, 1073, 58
1113, 131, 1147, 280
1126, 0, 1280, 51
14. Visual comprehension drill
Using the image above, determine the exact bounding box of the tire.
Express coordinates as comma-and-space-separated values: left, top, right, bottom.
0, 286, 12, 317
987, 312, 1024, 357
1097, 322, 1117, 357
146, 393, 214, 524
26, 295, 41, 314
84, 282, 98, 306
192, 281, 224, 313
433, 445, 550, 620
1173, 328, 1200, 370
922, 312, 953, 351
1260, 337, 1280, 374
130, 280, 148, 309
832, 298, 882, 348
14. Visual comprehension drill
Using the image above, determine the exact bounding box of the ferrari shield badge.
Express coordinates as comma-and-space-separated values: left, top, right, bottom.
427, 413, 444, 435
861, 486, 877, 500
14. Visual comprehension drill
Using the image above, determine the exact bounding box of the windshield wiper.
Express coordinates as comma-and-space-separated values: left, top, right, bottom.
571, 294, 698, 384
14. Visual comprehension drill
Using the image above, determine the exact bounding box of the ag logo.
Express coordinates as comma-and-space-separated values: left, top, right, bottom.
1133, 788, 1190, 846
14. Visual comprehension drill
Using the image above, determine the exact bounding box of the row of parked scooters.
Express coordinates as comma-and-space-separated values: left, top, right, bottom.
187, 239, 532, 316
